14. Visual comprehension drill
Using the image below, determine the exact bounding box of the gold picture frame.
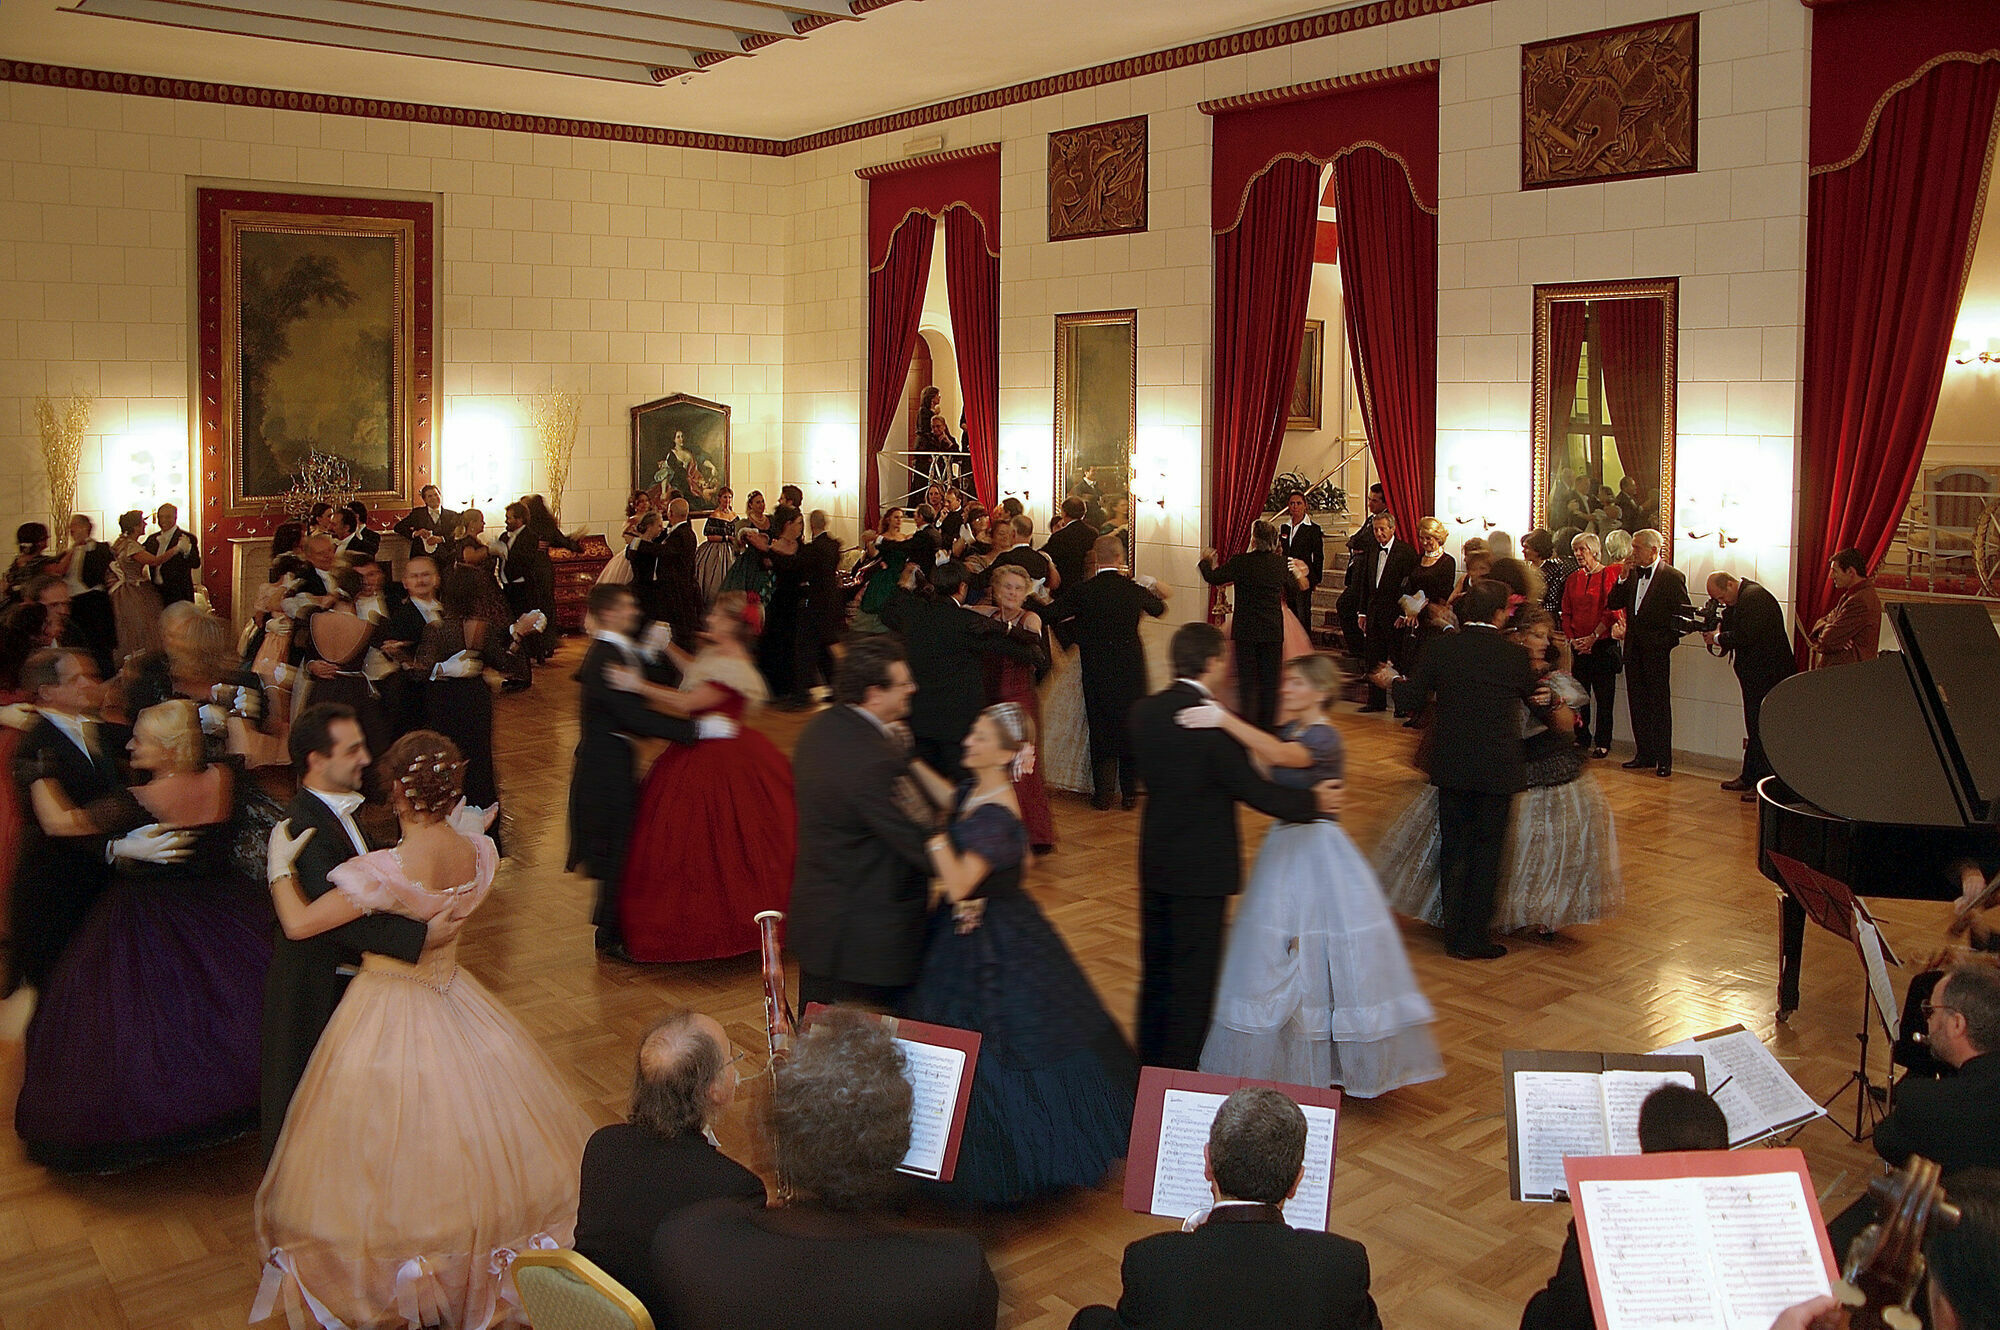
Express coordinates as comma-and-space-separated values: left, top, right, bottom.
1287, 319, 1325, 431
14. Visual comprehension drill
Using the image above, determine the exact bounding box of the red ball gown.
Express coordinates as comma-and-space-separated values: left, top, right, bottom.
983, 616, 1055, 853
619, 652, 795, 961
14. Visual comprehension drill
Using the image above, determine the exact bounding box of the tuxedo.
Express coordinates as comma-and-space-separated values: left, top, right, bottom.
787, 705, 933, 1002
655, 1199, 998, 1330
143, 525, 199, 604
495, 526, 531, 614
1128, 680, 1321, 1068
1200, 549, 1289, 730
1391, 624, 1538, 952
6, 715, 128, 994
393, 505, 460, 557
1071, 1204, 1381, 1330
651, 522, 703, 648
378, 596, 441, 736
336, 526, 380, 562
574, 1125, 766, 1323
1045, 570, 1167, 804
799, 531, 846, 691
1279, 517, 1325, 629
1606, 558, 1690, 769
259, 786, 428, 1157
878, 590, 1035, 780
1714, 579, 1795, 784
1041, 519, 1100, 595
63, 541, 117, 672
1360, 537, 1420, 708
1334, 524, 1380, 657
568, 635, 695, 948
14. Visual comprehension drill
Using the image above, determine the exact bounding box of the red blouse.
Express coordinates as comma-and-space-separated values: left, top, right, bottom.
1561, 564, 1625, 641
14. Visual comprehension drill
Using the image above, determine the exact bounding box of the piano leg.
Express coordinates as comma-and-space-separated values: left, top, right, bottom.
1777, 894, 1805, 1020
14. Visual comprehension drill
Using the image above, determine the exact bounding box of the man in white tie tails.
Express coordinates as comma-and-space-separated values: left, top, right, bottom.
393, 484, 459, 558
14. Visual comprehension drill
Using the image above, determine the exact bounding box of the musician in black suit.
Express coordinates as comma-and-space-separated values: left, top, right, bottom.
1704, 572, 1797, 800
1374, 580, 1540, 959
654, 1009, 998, 1330
1045, 536, 1169, 810
878, 562, 1036, 782
1356, 512, 1419, 712
392, 485, 459, 559
258, 703, 428, 1159
567, 584, 708, 957
1200, 522, 1290, 731
1278, 491, 1324, 633
1335, 484, 1387, 657
1042, 497, 1100, 592
1604, 529, 1690, 777
577, 1009, 767, 1323
143, 503, 199, 606
1129, 623, 1337, 1069
787, 637, 933, 1010
1072, 1087, 1381, 1330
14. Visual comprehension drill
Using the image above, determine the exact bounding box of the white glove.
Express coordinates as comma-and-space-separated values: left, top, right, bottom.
112, 823, 194, 866
1175, 702, 1227, 730
268, 663, 293, 687
445, 800, 498, 839
197, 703, 229, 737
696, 715, 738, 741
266, 819, 316, 881
1135, 573, 1160, 591
512, 610, 547, 637
641, 622, 673, 656
431, 650, 481, 680
172, 535, 193, 559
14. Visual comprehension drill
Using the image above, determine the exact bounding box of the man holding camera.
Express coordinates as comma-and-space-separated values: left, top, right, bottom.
1705, 572, 1796, 802
1604, 529, 1689, 777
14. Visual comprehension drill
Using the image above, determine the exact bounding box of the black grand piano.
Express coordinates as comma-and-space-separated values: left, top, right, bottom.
1757, 602, 2000, 1015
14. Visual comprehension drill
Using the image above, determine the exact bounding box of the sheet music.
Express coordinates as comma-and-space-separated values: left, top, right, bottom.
1853, 911, 1901, 1041
893, 1039, 966, 1179
1699, 1173, 1833, 1330
1577, 1177, 1727, 1329
1601, 1070, 1697, 1157
1513, 1072, 1610, 1201
1146, 1089, 1337, 1229
1655, 1030, 1823, 1146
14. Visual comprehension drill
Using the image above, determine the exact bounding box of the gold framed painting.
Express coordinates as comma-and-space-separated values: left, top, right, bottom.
1287, 319, 1325, 431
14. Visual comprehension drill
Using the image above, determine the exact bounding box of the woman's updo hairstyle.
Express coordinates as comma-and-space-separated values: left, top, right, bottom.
381, 729, 465, 821
137, 699, 206, 772
983, 700, 1036, 753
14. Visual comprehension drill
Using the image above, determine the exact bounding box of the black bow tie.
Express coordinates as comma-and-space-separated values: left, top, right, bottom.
1635, 566, 1653, 580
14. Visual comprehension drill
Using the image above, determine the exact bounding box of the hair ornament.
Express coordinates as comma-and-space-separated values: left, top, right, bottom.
1010, 741, 1037, 781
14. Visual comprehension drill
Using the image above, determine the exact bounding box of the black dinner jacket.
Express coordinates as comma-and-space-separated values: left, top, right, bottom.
1716, 580, 1796, 693
142, 527, 199, 603
1072, 1204, 1382, 1330
1872, 1052, 2000, 1176
1281, 519, 1325, 589
655, 1198, 998, 1330
566, 636, 692, 878
574, 1125, 766, 1324
1359, 538, 1421, 622
786, 705, 933, 988
878, 590, 1035, 743
70, 540, 114, 591
341, 527, 381, 561
7, 715, 128, 992
803, 531, 846, 631
259, 787, 429, 1154
1390, 624, 1537, 795
1041, 519, 1100, 596
1200, 550, 1288, 643
393, 505, 460, 552
1129, 682, 1320, 898
1605, 560, 1690, 651
1045, 571, 1167, 699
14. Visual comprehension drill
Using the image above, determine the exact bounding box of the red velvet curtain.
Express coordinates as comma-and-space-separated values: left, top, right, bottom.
1594, 297, 1664, 505
863, 212, 935, 528
1333, 148, 1437, 537
1547, 302, 1587, 487
943, 206, 999, 508
1795, 58, 2000, 663
1210, 157, 1322, 619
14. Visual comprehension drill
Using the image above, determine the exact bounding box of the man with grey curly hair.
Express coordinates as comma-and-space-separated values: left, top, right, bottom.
1070, 1087, 1381, 1330
653, 1008, 999, 1329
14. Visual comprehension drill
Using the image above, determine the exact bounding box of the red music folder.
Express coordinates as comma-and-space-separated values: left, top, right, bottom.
1121, 1066, 1343, 1230
803, 1005, 981, 1183
1566, 1148, 1838, 1330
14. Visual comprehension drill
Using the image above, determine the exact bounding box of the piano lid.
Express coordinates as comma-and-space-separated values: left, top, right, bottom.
1895, 603, 2000, 820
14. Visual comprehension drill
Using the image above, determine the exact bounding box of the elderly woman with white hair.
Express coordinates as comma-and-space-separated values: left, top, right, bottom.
1560, 530, 1625, 758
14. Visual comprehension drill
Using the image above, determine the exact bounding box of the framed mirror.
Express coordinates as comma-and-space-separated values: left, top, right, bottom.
1054, 310, 1137, 567
1531, 278, 1678, 560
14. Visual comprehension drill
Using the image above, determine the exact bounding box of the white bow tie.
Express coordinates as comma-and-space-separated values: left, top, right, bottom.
317, 789, 365, 817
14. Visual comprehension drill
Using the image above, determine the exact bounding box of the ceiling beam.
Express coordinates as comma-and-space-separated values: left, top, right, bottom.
113, 0, 742, 58
528, 0, 803, 39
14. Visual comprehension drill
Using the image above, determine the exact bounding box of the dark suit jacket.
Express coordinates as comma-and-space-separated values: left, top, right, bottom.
653, 523, 703, 643
1281, 520, 1325, 589
1873, 1052, 2000, 1176
1605, 561, 1690, 652
1044, 571, 1165, 709
1716, 580, 1796, 694
143, 527, 199, 603
69, 541, 114, 591
1201, 550, 1288, 643
575, 1125, 766, 1323
1130, 682, 1320, 897
1390, 624, 1537, 795
259, 788, 429, 1154
1359, 538, 1421, 625
1071, 1205, 1381, 1330
567, 637, 693, 880
803, 532, 846, 634
1042, 520, 1100, 595
7, 715, 128, 992
1519, 1221, 1593, 1330
342, 527, 381, 562
393, 506, 460, 554
787, 705, 933, 987
655, 1198, 998, 1330
879, 591, 1035, 744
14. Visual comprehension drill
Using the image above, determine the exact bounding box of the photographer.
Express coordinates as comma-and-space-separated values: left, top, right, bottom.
1704, 572, 1796, 802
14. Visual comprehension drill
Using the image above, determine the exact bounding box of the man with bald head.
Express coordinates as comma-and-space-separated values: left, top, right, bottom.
1046, 534, 1171, 810
653, 495, 703, 649
575, 1009, 765, 1322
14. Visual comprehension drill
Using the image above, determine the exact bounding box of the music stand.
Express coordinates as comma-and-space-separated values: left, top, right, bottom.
1766, 852, 1899, 1143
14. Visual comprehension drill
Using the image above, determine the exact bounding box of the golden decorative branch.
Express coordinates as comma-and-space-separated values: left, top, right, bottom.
34, 391, 91, 534
525, 387, 582, 521
282, 450, 358, 524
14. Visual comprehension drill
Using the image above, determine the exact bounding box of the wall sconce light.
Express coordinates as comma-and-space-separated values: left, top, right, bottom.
443, 406, 516, 514
1135, 425, 1199, 515
1000, 458, 1034, 508
111, 427, 192, 519
1443, 462, 1500, 530
810, 422, 854, 498
1951, 336, 2000, 367
1683, 485, 1744, 549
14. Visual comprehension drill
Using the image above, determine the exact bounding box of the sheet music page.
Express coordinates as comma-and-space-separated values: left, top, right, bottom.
1853, 911, 1901, 1041
1513, 1071, 1611, 1201
1699, 1172, 1834, 1330
893, 1039, 966, 1179
1601, 1070, 1698, 1157
1656, 1031, 1822, 1146
1278, 1104, 1339, 1231
1576, 1177, 1727, 1330
1149, 1089, 1228, 1222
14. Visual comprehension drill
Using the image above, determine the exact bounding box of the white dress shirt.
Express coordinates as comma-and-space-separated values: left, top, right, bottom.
306, 785, 370, 858
1374, 538, 1395, 589
1631, 557, 1661, 613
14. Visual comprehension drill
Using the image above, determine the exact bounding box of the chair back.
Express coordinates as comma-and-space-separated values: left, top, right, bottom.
511, 1249, 654, 1330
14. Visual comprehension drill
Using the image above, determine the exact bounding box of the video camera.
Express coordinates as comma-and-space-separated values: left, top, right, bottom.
1677, 597, 1721, 637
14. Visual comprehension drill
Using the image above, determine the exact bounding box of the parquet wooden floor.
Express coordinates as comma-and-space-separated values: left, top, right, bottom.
0, 640, 1940, 1329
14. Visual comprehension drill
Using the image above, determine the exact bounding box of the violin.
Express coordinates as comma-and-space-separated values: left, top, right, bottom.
1810, 1156, 1959, 1330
